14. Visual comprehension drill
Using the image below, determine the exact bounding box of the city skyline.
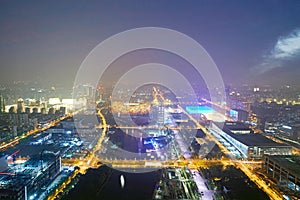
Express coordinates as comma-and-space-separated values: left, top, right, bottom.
0, 1, 300, 88
1, 2, 300, 199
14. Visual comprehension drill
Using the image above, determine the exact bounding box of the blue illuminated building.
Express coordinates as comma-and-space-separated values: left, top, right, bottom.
185, 105, 214, 115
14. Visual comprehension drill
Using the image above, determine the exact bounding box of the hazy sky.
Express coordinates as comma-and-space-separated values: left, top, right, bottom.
1, 0, 300, 88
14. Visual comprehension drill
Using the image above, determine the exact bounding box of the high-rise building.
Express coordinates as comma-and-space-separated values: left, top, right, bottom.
230, 109, 249, 122
41, 107, 46, 114
32, 107, 38, 114
17, 98, 25, 113
48, 107, 55, 115
0, 95, 5, 113
9, 106, 16, 114
59, 107, 66, 115
25, 107, 31, 114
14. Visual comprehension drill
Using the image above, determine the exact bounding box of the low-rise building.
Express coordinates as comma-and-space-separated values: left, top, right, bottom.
210, 122, 292, 159
0, 151, 61, 200
262, 155, 300, 198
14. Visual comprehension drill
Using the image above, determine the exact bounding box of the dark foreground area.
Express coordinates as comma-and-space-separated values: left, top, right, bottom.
62, 165, 161, 200
61, 164, 270, 200
201, 165, 270, 200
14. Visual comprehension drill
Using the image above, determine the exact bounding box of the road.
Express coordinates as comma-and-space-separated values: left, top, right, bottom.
0, 112, 73, 151
3, 88, 283, 200
48, 108, 107, 199
64, 108, 107, 174
180, 105, 283, 200
62, 88, 282, 200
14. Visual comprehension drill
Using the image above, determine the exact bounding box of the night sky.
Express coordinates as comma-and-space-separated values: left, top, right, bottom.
0, 1, 300, 87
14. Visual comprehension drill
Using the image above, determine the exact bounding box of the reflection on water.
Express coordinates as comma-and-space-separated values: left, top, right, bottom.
63, 165, 162, 200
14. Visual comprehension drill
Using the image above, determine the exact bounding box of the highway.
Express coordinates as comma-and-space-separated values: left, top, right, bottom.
62, 156, 262, 169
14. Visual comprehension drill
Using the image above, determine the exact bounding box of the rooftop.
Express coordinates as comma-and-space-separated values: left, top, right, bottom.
217, 121, 291, 147
224, 121, 252, 131
227, 131, 289, 147
0, 174, 30, 190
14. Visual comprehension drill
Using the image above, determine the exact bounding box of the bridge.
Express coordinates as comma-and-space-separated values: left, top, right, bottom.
62, 157, 262, 170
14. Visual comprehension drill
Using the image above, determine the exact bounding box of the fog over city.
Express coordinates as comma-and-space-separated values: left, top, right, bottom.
0, 1, 300, 87
1, 1, 300, 200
